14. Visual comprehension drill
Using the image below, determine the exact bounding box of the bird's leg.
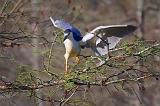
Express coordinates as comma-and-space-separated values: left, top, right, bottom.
107, 43, 111, 58
64, 53, 69, 74
75, 56, 80, 64
65, 59, 68, 75
106, 37, 111, 58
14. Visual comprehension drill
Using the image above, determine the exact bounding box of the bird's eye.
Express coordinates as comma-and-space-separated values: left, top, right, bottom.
64, 32, 70, 36
64, 32, 70, 41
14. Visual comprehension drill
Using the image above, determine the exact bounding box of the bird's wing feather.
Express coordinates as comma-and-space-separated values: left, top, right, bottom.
50, 17, 72, 31
50, 17, 82, 41
81, 25, 137, 56
82, 25, 137, 42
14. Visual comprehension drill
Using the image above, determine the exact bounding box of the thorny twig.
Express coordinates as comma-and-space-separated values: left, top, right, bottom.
0, 73, 159, 91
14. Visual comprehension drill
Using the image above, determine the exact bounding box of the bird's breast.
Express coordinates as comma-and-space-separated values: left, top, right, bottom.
64, 39, 81, 58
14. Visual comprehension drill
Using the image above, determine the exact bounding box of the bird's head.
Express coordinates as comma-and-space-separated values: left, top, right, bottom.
64, 29, 83, 42
64, 29, 72, 41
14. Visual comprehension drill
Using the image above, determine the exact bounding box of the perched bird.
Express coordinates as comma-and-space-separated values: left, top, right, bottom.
50, 17, 137, 74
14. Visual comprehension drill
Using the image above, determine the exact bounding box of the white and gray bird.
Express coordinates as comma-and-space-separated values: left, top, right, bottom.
50, 17, 137, 74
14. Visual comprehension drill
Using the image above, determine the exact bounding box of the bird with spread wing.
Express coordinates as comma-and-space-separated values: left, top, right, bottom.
50, 17, 137, 74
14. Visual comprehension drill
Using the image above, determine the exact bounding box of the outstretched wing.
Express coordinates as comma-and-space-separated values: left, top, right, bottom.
50, 17, 83, 41
82, 25, 137, 56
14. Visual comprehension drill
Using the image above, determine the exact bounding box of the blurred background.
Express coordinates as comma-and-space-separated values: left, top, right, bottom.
0, 0, 160, 106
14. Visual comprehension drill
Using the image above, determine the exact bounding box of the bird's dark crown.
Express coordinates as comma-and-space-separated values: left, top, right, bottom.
64, 29, 83, 42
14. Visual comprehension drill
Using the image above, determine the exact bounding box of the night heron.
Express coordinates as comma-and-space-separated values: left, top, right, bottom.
50, 17, 137, 74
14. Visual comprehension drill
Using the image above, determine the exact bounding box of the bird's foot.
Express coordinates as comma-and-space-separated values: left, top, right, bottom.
64, 69, 71, 75
64, 71, 68, 75
75, 57, 80, 64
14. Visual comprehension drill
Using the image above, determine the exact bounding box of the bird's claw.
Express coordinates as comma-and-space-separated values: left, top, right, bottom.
75, 57, 80, 64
